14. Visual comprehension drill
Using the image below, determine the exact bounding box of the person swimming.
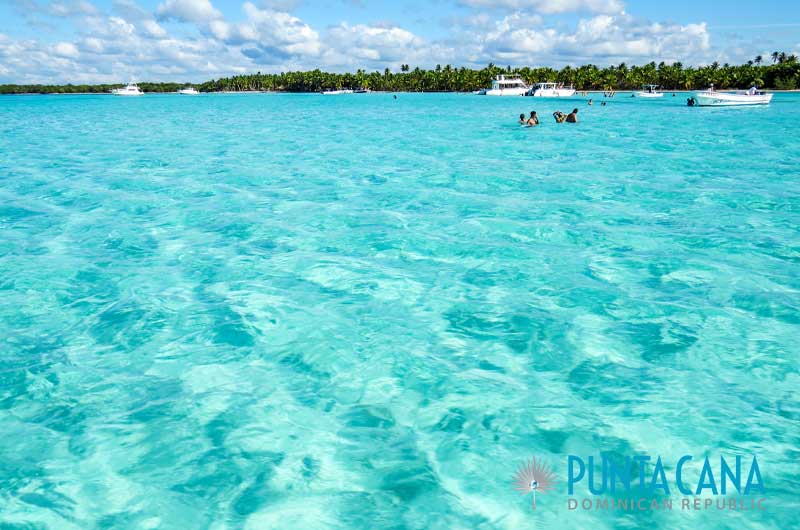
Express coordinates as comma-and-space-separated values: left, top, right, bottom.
566, 108, 579, 123
553, 111, 567, 123
588, 99, 593, 105
519, 113, 526, 125
526, 111, 539, 126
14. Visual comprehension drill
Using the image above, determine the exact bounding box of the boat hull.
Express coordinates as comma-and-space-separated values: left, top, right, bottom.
483, 88, 528, 96
693, 92, 773, 106
111, 91, 143, 96
530, 88, 576, 97
635, 92, 664, 98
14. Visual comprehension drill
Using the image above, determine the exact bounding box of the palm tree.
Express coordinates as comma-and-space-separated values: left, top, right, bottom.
63, 55, 795, 95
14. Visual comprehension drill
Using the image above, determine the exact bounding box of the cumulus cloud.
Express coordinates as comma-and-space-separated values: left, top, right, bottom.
473, 12, 711, 65
156, 0, 222, 23
108, 0, 168, 39
327, 23, 425, 62
0, 0, 720, 83
53, 41, 80, 58
141, 19, 168, 38
79, 36, 104, 53
207, 3, 321, 61
458, 0, 624, 14
48, 0, 99, 16
0, 11, 248, 83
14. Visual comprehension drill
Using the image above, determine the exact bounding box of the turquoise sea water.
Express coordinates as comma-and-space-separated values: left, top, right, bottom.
1, 92, 799, 529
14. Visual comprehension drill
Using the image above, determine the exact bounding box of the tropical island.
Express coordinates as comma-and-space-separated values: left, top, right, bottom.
1, 54, 798, 94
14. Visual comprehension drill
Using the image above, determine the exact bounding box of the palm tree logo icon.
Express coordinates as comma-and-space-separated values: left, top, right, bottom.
512, 457, 556, 510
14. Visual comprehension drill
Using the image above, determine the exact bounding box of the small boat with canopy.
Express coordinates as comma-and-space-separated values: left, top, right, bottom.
635, 85, 663, 98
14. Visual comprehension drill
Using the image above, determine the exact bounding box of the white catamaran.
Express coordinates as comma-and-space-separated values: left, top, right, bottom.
476, 75, 530, 96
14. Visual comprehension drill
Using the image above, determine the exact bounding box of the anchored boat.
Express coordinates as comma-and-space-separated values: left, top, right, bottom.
477, 75, 530, 96
692, 85, 773, 106
111, 83, 144, 96
177, 86, 199, 95
529, 82, 576, 97
635, 85, 663, 98
321, 89, 355, 95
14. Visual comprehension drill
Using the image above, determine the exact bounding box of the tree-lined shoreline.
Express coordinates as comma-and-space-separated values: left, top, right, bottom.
2, 55, 798, 95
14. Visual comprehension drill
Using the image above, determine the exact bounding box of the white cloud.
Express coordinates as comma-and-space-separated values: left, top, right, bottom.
458, 0, 624, 15
327, 23, 425, 62
107, 0, 169, 40
80, 36, 104, 53
156, 0, 222, 23
0, 0, 719, 83
206, 3, 321, 63
141, 19, 168, 39
0, 11, 248, 83
49, 0, 99, 16
53, 41, 80, 58
472, 13, 711, 65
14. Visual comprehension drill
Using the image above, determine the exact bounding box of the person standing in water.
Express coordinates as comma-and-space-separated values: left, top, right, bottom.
526, 111, 539, 126
566, 108, 579, 123
519, 113, 526, 125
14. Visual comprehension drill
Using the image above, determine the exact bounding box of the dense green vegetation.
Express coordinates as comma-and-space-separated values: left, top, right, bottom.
0, 82, 186, 94
2, 54, 798, 94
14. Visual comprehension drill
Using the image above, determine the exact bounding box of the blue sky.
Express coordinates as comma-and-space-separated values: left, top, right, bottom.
0, 0, 798, 83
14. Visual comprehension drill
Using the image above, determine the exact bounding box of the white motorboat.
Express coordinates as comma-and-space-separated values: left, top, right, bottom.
321, 89, 354, 95
530, 82, 576, 97
177, 86, 199, 95
692, 85, 773, 106
111, 83, 144, 96
478, 75, 530, 96
635, 84, 664, 98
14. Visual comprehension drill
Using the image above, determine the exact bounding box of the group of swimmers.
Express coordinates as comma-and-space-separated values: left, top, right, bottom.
518, 108, 579, 126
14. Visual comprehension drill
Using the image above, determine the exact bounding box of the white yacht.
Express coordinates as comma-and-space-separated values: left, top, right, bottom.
692, 85, 773, 106
321, 89, 354, 95
478, 75, 530, 96
635, 85, 664, 98
111, 83, 144, 96
530, 82, 576, 97
177, 86, 199, 95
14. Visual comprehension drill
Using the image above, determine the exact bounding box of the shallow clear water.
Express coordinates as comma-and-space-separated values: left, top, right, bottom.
0, 92, 798, 529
